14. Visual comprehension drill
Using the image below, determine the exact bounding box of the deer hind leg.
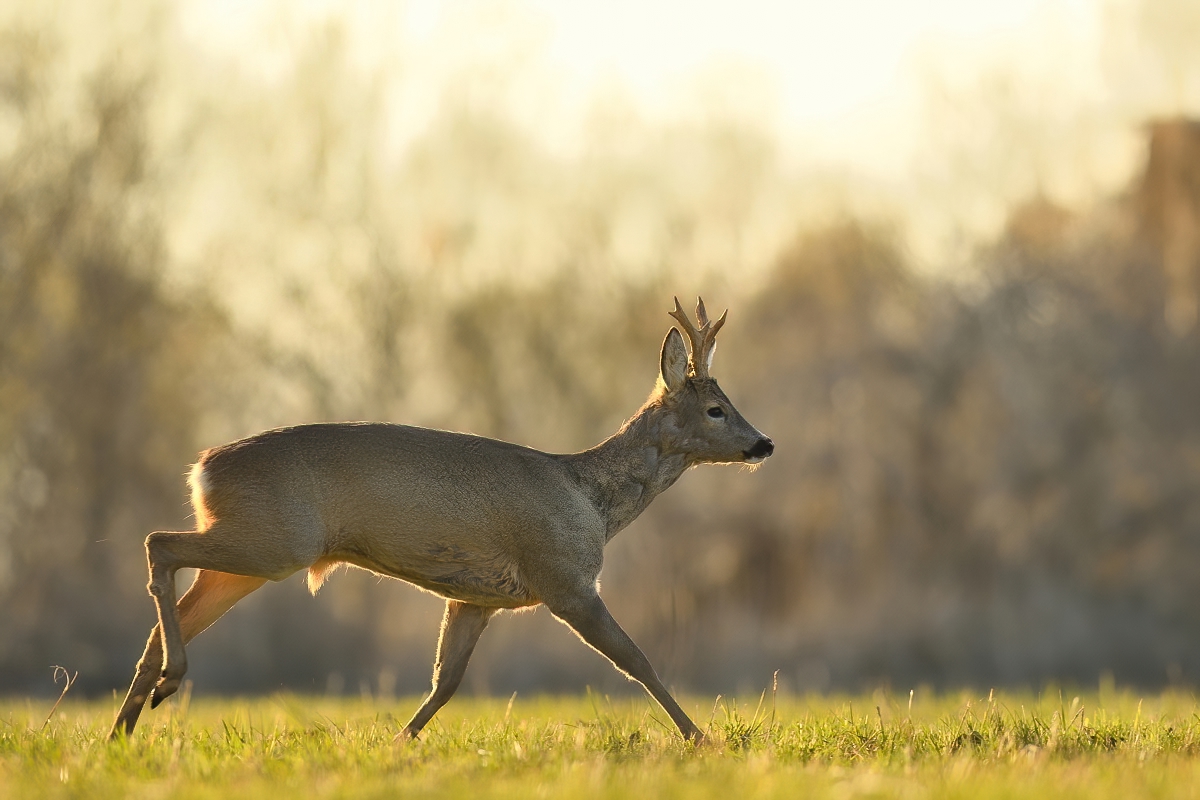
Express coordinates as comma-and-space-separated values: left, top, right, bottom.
398, 601, 496, 740
144, 525, 307, 709
111, 569, 266, 738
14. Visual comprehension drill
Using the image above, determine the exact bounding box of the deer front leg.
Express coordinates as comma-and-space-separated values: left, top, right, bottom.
549, 592, 703, 742
397, 601, 496, 741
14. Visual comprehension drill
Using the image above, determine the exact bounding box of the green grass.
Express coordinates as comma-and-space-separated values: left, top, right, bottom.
5, 687, 1200, 798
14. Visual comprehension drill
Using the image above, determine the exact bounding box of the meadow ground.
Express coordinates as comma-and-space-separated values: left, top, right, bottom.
4, 686, 1200, 798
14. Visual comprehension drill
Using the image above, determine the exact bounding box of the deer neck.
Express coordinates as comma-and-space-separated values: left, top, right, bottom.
571, 398, 690, 541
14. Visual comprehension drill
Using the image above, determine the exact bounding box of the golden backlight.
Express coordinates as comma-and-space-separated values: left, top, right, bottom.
1, 0, 1200, 700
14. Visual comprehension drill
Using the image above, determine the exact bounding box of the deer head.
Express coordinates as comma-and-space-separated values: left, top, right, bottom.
657, 297, 774, 465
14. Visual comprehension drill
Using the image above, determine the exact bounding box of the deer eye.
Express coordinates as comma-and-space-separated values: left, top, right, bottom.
707, 406, 725, 419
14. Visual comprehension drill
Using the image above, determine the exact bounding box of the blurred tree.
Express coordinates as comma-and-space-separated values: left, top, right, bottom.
0, 28, 236, 692
7, 0, 1200, 703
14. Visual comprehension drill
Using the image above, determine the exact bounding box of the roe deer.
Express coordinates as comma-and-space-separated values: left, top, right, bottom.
109, 297, 773, 741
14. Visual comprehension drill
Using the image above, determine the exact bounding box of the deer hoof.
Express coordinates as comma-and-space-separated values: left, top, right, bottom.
150, 675, 182, 708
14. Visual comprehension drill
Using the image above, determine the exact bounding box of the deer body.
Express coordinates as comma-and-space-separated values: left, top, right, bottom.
199, 423, 600, 607
110, 298, 772, 742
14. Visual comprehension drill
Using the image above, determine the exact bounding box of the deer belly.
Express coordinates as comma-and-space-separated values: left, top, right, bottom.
339, 545, 537, 608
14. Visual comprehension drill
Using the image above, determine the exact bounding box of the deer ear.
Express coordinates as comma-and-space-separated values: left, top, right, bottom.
660, 328, 689, 392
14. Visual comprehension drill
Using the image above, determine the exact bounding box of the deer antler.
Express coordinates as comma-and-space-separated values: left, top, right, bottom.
669, 296, 727, 378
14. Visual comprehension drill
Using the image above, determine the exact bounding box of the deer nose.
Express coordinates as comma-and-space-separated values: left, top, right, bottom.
745, 437, 774, 460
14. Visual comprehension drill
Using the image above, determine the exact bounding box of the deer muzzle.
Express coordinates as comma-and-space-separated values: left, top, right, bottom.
743, 437, 775, 463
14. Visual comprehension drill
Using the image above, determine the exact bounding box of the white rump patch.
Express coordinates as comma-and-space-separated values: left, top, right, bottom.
187, 462, 213, 531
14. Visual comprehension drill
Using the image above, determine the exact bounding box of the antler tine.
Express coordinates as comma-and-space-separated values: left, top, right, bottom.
695, 297, 726, 346
706, 309, 727, 343
669, 296, 706, 361
670, 295, 688, 324
696, 304, 727, 377
669, 296, 727, 378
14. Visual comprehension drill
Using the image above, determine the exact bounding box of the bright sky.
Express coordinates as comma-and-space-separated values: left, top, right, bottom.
180, 0, 1169, 269
186, 0, 1107, 174
521, 0, 1100, 152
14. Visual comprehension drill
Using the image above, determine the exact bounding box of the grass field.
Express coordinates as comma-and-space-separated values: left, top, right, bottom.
4, 686, 1200, 798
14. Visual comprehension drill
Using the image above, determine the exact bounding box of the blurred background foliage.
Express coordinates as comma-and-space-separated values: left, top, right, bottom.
3, 0, 1200, 699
